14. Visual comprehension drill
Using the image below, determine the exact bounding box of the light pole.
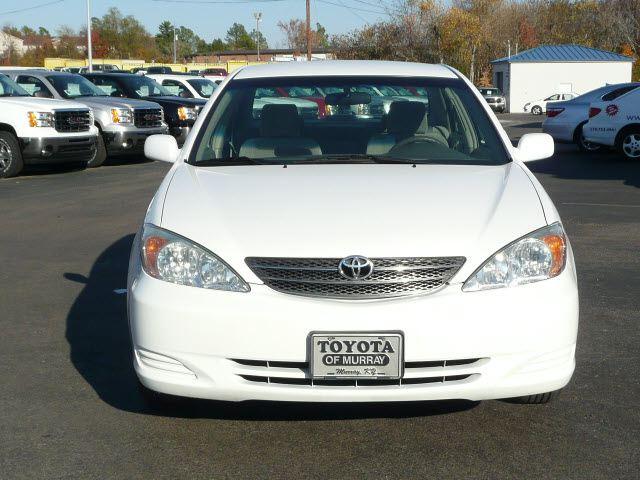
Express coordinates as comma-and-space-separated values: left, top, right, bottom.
86, 0, 93, 72
173, 26, 178, 64
253, 12, 262, 61
306, 0, 312, 61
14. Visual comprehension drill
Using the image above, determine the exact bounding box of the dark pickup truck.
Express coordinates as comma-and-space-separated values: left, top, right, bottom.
82, 72, 207, 146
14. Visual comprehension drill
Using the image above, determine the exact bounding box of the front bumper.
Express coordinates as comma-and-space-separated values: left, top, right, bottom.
169, 125, 192, 147
103, 126, 169, 155
129, 255, 579, 403
21, 136, 97, 164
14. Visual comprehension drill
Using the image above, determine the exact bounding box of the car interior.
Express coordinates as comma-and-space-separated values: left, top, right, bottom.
195, 82, 506, 164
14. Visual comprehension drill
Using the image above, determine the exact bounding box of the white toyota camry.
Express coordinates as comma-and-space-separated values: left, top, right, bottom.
130, 61, 578, 405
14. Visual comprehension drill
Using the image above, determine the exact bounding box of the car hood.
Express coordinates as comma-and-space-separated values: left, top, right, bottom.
0, 96, 86, 110
143, 96, 207, 107
160, 162, 547, 284
73, 96, 161, 109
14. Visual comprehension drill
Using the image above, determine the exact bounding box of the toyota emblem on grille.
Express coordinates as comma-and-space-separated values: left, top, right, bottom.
338, 256, 374, 280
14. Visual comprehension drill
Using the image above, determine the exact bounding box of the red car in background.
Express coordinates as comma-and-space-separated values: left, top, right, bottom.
276, 86, 328, 117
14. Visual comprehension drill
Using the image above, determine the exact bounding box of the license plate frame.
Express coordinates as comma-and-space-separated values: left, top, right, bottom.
309, 332, 404, 380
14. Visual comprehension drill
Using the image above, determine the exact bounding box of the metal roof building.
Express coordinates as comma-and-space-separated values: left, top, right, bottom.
491, 44, 633, 113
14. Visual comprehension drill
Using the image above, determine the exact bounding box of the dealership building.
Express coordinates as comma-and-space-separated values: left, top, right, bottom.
491, 44, 634, 113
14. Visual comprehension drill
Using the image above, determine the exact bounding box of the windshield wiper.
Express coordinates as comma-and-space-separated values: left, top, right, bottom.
195, 156, 272, 166
291, 154, 419, 164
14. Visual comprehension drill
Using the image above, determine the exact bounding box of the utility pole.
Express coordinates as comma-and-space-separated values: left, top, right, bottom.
305, 0, 312, 61
86, 0, 93, 72
253, 12, 262, 61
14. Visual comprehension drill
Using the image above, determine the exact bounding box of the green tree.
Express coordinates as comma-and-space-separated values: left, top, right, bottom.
250, 29, 268, 50
210, 38, 227, 52
225, 23, 255, 49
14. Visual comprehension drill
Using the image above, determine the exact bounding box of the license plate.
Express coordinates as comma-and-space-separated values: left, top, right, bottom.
310, 333, 403, 379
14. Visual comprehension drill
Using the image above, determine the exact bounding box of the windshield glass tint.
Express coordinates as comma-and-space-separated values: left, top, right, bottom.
187, 78, 216, 98
125, 76, 171, 97
47, 74, 107, 98
0, 75, 30, 96
192, 76, 509, 166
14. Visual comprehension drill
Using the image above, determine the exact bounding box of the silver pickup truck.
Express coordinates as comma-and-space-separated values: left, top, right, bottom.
1, 70, 168, 167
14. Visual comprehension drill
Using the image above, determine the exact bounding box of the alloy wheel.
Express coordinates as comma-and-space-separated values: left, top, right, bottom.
0, 138, 12, 173
622, 133, 640, 158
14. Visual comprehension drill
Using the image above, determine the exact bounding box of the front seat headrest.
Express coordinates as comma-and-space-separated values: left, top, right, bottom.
386, 101, 426, 135
260, 103, 301, 137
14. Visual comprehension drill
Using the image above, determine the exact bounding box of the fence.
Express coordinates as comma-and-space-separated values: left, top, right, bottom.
43, 58, 266, 72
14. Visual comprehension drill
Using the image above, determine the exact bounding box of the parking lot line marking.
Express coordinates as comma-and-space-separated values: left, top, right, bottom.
562, 202, 640, 208
113, 289, 127, 295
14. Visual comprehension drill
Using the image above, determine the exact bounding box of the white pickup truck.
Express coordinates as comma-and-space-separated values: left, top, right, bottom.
0, 74, 98, 178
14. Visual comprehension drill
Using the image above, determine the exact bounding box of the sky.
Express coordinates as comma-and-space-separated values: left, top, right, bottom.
0, 0, 392, 48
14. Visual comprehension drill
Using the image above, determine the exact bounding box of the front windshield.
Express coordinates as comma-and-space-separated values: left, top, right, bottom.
47, 74, 107, 98
0, 75, 30, 97
187, 78, 216, 98
192, 76, 509, 166
125, 76, 171, 98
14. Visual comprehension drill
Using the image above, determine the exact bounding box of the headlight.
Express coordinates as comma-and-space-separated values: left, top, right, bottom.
111, 108, 133, 124
462, 223, 567, 292
28, 111, 54, 128
355, 103, 370, 116
141, 224, 250, 292
177, 106, 198, 121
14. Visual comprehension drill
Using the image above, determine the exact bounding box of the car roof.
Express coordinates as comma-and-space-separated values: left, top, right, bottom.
233, 61, 458, 80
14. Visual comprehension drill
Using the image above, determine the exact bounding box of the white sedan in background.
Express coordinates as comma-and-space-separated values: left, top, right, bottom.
585, 84, 640, 159
525, 92, 579, 115
130, 61, 578, 406
146, 74, 217, 100
543, 83, 640, 152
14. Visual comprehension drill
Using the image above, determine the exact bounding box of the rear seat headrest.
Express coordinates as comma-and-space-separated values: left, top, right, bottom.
386, 101, 426, 135
260, 103, 302, 138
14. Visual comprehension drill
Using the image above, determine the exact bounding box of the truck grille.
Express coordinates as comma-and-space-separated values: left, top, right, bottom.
245, 256, 466, 299
134, 108, 163, 128
54, 110, 91, 132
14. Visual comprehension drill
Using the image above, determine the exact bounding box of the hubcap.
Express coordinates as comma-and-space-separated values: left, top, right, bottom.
622, 133, 640, 158
0, 139, 12, 172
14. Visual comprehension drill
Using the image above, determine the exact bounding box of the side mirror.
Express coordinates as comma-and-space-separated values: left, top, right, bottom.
144, 135, 180, 163
515, 133, 554, 162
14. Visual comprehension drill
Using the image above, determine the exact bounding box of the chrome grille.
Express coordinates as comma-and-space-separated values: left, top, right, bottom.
54, 110, 91, 132
134, 108, 163, 128
245, 256, 466, 299
232, 357, 484, 387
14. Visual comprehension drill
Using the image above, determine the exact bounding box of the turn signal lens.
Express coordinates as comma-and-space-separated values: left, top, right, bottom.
463, 223, 568, 292
542, 234, 566, 276
142, 235, 169, 277
589, 107, 602, 118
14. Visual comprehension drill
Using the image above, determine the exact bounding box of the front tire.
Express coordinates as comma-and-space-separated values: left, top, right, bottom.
0, 131, 24, 179
531, 105, 543, 115
616, 127, 640, 160
86, 134, 107, 168
575, 123, 602, 153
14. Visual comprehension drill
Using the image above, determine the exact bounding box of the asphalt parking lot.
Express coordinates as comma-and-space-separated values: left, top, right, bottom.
1, 114, 639, 479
